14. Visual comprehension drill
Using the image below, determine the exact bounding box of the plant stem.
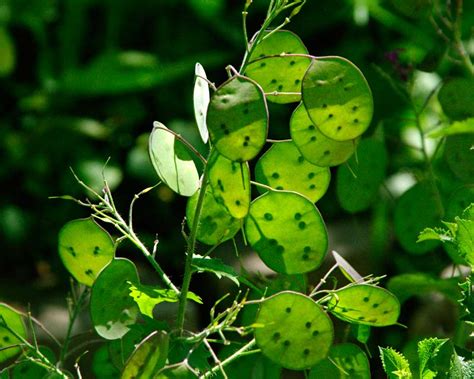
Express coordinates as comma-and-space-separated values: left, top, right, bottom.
453, 0, 474, 76
176, 159, 211, 334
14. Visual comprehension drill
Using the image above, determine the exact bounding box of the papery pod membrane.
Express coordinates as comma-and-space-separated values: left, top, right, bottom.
245, 30, 311, 104
394, 182, 443, 254
186, 186, 241, 245
438, 78, 474, 120
121, 331, 169, 379
90, 258, 140, 340
309, 343, 370, 379
0, 303, 27, 363
445, 134, 474, 182
58, 218, 115, 286
254, 140, 330, 202
328, 285, 400, 327
254, 291, 334, 370
193, 63, 210, 143
206, 75, 268, 161
208, 151, 250, 218
290, 102, 358, 166
332, 251, 363, 282
302, 57, 373, 141
149, 122, 200, 197
336, 138, 387, 213
244, 191, 328, 274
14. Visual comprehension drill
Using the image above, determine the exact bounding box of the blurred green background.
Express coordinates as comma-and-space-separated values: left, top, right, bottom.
0, 0, 473, 376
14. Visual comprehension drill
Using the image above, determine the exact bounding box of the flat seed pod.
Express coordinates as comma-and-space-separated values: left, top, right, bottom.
206, 75, 268, 161
336, 138, 387, 213
186, 186, 241, 245
0, 303, 26, 363
109, 328, 148, 370
12, 347, 56, 378
302, 57, 373, 141
193, 63, 210, 143
208, 151, 250, 218
309, 343, 370, 379
244, 191, 328, 274
290, 102, 357, 166
121, 331, 169, 379
254, 141, 330, 202
254, 291, 334, 370
438, 78, 474, 120
445, 134, 474, 182
149, 122, 200, 197
394, 182, 442, 254
58, 218, 115, 286
90, 258, 140, 340
245, 30, 311, 104
328, 285, 400, 327
332, 251, 363, 282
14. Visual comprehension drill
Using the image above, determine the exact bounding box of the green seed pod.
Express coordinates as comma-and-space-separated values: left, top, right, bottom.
0, 303, 26, 363
438, 78, 474, 120
445, 134, 474, 182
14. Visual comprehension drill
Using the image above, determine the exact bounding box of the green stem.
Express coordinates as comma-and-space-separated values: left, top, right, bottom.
453, 0, 474, 77
176, 158, 211, 334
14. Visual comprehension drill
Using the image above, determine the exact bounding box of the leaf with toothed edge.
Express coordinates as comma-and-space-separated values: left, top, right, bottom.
302, 56, 373, 141
58, 218, 115, 286
244, 191, 328, 274
290, 102, 358, 167
328, 285, 400, 327
206, 75, 268, 162
255, 140, 331, 202
254, 291, 334, 370
245, 30, 311, 104
0, 303, 27, 364
193, 63, 210, 143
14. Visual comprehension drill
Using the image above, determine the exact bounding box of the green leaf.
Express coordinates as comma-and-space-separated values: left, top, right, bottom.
208, 151, 251, 218
417, 227, 454, 243
302, 56, 373, 141
244, 191, 328, 274
354, 324, 371, 345
459, 275, 474, 322
0, 304, 27, 363
206, 75, 268, 161
328, 285, 400, 327
455, 216, 474, 269
394, 182, 443, 254
128, 283, 202, 318
254, 291, 334, 370
186, 186, 241, 245
336, 138, 387, 213
290, 102, 358, 167
444, 134, 474, 182
429, 118, 474, 138
121, 331, 169, 379
379, 347, 412, 379
245, 30, 311, 104
193, 63, 210, 143
149, 122, 200, 197
255, 141, 331, 202
449, 354, 474, 379
417, 337, 449, 379
192, 255, 239, 286
387, 273, 461, 303
309, 343, 370, 378
0, 27, 15, 77
90, 258, 140, 340
58, 218, 115, 286
438, 78, 474, 120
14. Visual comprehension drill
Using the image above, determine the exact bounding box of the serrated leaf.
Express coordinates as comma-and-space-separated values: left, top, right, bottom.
379, 347, 412, 379
58, 218, 115, 286
149, 122, 200, 197
418, 337, 449, 379
417, 227, 454, 243
128, 283, 202, 318
192, 255, 239, 286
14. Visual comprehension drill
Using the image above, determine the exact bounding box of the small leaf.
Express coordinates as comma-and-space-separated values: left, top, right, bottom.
128, 283, 202, 318
0, 304, 27, 363
206, 75, 268, 161
255, 140, 331, 203
254, 291, 334, 370
302, 56, 373, 141
328, 285, 400, 327
121, 331, 169, 379
192, 255, 239, 286
90, 258, 140, 340
417, 227, 453, 243
193, 63, 210, 143
379, 347, 412, 379
149, 122, 200, 197
58, 218, 115, 286
417, 337, 449, 379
